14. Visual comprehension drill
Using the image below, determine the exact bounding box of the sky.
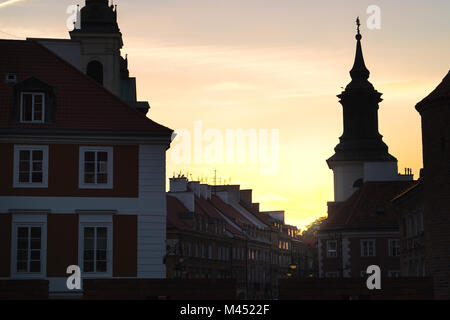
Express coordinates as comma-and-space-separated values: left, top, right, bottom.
1, 0, 449, 230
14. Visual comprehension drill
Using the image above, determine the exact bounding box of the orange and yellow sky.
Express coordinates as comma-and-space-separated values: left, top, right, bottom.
1, 0, 449, 229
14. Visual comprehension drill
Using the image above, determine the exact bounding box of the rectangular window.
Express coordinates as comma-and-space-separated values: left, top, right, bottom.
20, 92, 45, 123
16, 226, 42, 273
79, 147, 113, 189
361, 239, 376, 257
83, 227, 108, 273
11, 214, 47, 279
326, 240, 337, 257
389, 239, 400, 257
13, 145, 49, 188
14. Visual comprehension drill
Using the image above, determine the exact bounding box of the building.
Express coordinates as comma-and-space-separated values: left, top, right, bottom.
0, 39, 172, 297
319, 181, 415, 278
392, 179, 425, 277
415, 70, 450, 299
165, 176, 307, 299
318, 20, 414, 279
31, 0, 150, 114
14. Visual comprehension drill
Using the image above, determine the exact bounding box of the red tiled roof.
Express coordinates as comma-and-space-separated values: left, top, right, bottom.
195, 196, 245, 237
322, 181, 416, 231
209, 195, 254, 228
416, 70, 450, 111
166, 195, 193, 231
0, 40, 172, 135
239, 201, 272, 226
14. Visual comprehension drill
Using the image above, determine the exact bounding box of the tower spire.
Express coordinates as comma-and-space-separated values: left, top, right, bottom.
347, 17, 371, 89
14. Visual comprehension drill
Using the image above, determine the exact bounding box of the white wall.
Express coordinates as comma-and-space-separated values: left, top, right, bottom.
333, 162, 364, 202
138, 144, 167, 278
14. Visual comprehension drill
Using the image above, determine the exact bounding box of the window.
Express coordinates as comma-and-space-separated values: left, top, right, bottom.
13, 145, 49, 188
87, 60, 104, 85
326, 240, 337, 258
79, 223, 112, 276
389, 239, 400, 257
79, 147, 113, 189
20, 92, 45, 123
11, 214, 47, 279
361, 239, 376, 257
83, 227, 108, 273
15, 226, 42, 273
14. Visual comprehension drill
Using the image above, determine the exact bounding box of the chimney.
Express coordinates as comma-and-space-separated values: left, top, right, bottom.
200, 184, 211, 200
169, 177, 188, 192
187, 181, 201, 197
240, 189, 252, 204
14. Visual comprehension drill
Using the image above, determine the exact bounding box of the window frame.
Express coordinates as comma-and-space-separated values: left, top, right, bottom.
360, 239, 376, 257
10, 214, 47, 279
388, 239, 400, 257
326, 240, 338, 258
19, 92, 45, 123
13, 145, 49, 188
78, 146, 114, 189
78, 218, 113, 278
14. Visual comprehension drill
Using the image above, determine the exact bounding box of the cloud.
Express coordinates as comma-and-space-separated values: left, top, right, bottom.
0, 0, 26, 9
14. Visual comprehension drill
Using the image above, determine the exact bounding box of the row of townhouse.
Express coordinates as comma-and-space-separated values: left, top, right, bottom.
165, 177, 308, 299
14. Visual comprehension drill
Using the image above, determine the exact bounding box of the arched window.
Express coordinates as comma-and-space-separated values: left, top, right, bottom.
86, 60, 103, 85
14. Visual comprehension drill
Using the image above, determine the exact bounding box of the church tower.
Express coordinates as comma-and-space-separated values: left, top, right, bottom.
327, 19, 398, 202
69, 0, 123, 96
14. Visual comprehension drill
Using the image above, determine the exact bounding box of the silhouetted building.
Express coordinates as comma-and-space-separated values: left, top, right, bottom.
416, 70, 450, 299
326, 19, 411, 205
0, 39, 172, 298
392, 180, 425, 277
30, 0, 149, 114
165, 176, 308, 299
319, 19, 414, 279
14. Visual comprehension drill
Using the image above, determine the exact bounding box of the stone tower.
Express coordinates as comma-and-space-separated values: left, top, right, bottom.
69, 0, 123, 96
416, 70, 450, 299
327, 19, 398, 202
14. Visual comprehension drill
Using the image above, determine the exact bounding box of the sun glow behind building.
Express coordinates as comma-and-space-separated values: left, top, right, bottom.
1, 0, 449, 229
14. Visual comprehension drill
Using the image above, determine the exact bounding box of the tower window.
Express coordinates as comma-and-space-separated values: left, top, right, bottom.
87, 60, 104, 85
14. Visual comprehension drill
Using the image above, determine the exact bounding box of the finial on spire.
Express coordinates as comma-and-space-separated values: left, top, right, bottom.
356, 16, 362, 40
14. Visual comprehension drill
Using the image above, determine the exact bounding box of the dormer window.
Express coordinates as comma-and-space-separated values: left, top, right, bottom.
12, 77, 56, 125
20, 93, 45, 123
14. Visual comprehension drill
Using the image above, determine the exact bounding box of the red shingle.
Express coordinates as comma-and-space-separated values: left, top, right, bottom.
0, 40, 172, 135
322, 181, 416, 230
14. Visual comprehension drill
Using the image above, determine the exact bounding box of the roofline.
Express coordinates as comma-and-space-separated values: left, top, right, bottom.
25, 39, 173, 133
0, 128, 173, 137
0, 132, 173, 147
